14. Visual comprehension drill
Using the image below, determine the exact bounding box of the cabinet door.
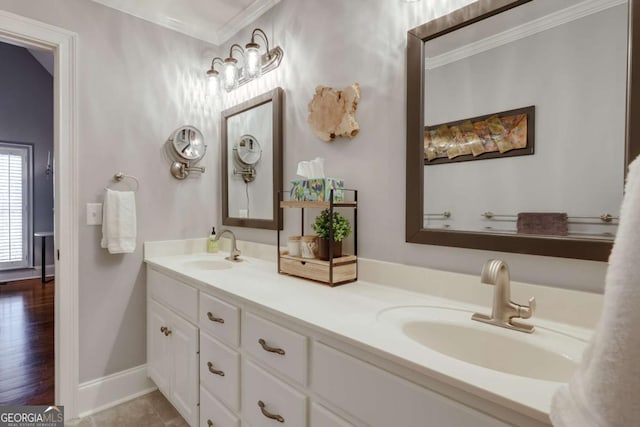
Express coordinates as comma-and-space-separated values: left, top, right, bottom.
148, 300, 171, 393
170, 311, 200, 426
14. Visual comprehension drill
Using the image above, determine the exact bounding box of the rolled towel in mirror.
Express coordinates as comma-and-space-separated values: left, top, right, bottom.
516, 212, 568, 236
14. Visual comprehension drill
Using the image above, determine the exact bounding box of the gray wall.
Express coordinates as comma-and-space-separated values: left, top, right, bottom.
0, 41, 54, 273
219, 0, 608, 293
0, 0, 219, 382
0, 0, 613, 386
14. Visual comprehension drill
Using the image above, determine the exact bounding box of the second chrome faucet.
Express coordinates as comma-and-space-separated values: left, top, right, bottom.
472, 259, 536, 333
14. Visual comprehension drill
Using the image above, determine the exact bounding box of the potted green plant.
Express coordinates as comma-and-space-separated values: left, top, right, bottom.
312, 209, 352, 260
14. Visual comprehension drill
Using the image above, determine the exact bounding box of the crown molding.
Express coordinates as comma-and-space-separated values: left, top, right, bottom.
217, 0, 281, 44
90, 0, 280, 46
426, 0, 627, 70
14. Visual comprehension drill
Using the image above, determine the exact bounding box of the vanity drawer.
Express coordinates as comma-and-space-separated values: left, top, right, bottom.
311, 403, 355, 427
148, 268, 197, 323
242, 359, 307, 427
312, 342, 509, 427
200, 331, 240, 411
199, 292, 240, 347
200, 386, 239, 427
242, 312, 308, 385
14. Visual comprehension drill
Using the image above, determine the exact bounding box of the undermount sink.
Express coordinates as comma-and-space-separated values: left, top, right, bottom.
377, 306, 587, 383
182, 259, 232, 271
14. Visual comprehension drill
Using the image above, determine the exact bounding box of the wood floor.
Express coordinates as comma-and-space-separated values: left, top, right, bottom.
0, 278, 54, 405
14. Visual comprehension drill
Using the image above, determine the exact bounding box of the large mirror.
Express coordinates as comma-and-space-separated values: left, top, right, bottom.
406, 0, 640, 261
222, 87, 283, 229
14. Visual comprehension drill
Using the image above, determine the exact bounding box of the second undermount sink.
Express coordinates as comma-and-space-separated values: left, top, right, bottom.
182, 259, 233, 271
377, 306, 587, 383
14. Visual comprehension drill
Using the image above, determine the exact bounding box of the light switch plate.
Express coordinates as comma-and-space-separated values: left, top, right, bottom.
86, 203, 103, 225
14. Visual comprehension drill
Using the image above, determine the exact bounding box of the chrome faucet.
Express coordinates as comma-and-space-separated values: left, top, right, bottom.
471, 259, 536, 333
215, 229, 241, 262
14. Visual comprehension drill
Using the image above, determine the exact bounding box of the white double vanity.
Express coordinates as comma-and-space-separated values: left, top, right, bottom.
144, 239, 601, 427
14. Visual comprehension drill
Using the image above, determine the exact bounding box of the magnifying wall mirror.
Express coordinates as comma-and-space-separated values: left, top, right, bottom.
167, 125, 206, 180
406, 0, 640, 261
222, 87, 283, 229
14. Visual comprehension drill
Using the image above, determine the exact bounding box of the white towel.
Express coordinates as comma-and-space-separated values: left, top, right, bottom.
550, 156, 640, 427
101, 189, 137, 254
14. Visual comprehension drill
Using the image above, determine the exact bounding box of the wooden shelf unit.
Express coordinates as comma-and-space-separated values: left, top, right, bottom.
277, 189, 358, 286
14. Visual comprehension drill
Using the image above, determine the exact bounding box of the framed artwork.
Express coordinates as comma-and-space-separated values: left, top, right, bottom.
424, 106, 535, 165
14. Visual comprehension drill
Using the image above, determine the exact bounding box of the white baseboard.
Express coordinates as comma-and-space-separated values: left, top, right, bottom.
77, 364, 156, 418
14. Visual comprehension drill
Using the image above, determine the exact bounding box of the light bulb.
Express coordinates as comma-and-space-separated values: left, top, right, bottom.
223, 59, 238, 92
206, 70, 219, 96
245, 44, 262, 79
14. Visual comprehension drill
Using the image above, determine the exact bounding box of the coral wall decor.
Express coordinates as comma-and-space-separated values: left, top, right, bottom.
307, 83, 360, 142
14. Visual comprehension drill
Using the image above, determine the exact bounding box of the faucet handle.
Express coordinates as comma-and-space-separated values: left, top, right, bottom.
519, 297, 536, 319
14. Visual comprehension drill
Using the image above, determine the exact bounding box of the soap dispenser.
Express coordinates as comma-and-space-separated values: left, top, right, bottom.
207, 227, 219, 253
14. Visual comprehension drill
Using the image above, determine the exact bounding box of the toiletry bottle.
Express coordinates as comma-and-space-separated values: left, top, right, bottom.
207, 227, 219, 253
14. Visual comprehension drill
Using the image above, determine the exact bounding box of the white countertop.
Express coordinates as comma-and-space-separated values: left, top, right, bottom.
144, 238, 601, 424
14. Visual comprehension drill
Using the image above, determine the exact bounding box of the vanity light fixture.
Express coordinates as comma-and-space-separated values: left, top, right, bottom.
205, 28, 284, 95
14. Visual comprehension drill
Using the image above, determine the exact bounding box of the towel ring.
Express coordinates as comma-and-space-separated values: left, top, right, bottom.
108, 172, 139, 192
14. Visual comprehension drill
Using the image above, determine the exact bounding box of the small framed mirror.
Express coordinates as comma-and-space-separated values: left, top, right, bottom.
222, 87, 283, 229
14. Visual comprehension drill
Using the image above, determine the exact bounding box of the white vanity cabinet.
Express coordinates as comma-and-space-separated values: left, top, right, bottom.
146, 266, 536, 427
147, 270, 199, 426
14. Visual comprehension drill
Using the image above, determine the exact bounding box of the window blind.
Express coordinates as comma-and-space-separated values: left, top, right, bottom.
0, 143, 31, 269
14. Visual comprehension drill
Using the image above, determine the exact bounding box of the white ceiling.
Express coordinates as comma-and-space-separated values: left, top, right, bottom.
89, 0, 280, 46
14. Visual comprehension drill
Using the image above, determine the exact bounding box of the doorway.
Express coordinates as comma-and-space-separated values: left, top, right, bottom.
0, 10, 79, 420
0, 39, 55, 405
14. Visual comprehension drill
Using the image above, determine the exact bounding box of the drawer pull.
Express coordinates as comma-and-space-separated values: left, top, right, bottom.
258, 400, 284, 423
160, 326, 171, 336
207, 361, 225, 377
258, 338, 285, 355
160, 326, 167, 334
207, 312, 225, 324
207, 420, 213, 427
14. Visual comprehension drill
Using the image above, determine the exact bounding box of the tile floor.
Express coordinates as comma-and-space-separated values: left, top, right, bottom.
74, 390, 187, 427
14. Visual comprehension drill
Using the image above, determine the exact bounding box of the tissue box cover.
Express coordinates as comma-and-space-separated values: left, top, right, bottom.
290, 178, 345, 202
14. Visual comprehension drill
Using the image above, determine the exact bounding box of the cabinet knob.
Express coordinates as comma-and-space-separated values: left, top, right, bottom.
258, 338, 285, 355
160, 326, 167, 334
207, 420, 213, 427
207, 361, 225, 377
207, 312, 225, 324
258, 400, 284, 423
163, 328, 172, 336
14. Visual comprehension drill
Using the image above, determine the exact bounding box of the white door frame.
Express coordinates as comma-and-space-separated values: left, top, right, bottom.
0, 11, 79, 420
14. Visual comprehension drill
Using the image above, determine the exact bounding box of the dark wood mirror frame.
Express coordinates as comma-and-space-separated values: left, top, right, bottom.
406, 0, 640, 262
222, 87, 283, 230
